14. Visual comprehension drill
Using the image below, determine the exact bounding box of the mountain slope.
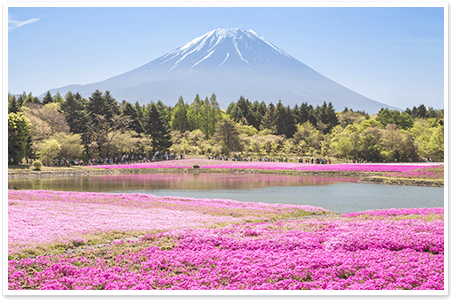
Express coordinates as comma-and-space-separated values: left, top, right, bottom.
49, 28, 399, 113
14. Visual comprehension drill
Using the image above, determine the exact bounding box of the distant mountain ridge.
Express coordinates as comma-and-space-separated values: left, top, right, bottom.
48, 28, 399, 113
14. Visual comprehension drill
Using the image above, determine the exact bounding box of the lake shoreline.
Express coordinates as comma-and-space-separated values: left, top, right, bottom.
359, 176, 443, 187
8, 167, 443, 187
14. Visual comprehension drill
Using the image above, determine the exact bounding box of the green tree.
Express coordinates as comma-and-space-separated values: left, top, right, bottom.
260, 103, 276, 133
187, 94, 203, 131
380, 124, 417, 161
53, 132, 84, 159
275, 101, 296, 139
170, 96, 190, 132
212, 118, 242, 154
358, 127, 382, 161
327, 125, 359, 160
61, 91, 87, 134
85, 114, 131, 158
42, 91, 53, 105
52, 92, 64, 104
416, 104, 427, 119
337, 110, 368, 128
135, 101, 145, 128
86, 90, 118, 126
293, 102, 316, 126
229, 103, 244, 122
292, 122, 323, 155
103, 90, 120, 123
325, 101, 339, 132
250, 100, 264, 130
8, 112, 31, 164
376, 108, 414, 130
38, 138, 61, 165
144, 103, 172, 154
410, 119, 443, 161
314, 101, 338, 134
86, 90, 106, 120
8, 94, 21, 114
122, 102, 143, 135
156, 100, 172, 125
427, 125, 444, 161
26, 92, 41, 105
207, 93, 222, 138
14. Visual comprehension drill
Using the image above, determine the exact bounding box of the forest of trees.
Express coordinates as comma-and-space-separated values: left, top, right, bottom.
8, 90, 444, 166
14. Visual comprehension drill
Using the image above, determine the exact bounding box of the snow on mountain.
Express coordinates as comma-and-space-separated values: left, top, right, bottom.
48, 28, 399, 113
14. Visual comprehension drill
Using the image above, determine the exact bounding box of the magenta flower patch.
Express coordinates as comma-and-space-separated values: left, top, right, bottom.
89, 159, 440, 173
8, 207, 443, 290
386, 165, 444, 179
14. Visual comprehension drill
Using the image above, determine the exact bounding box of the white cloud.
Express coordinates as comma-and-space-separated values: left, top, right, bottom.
8, 17, 40, 31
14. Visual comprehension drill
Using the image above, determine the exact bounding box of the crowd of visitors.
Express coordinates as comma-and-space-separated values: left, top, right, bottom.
298, 158, 331, 164
48, 151, 185, 167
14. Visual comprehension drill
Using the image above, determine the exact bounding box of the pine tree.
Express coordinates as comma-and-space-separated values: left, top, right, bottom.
187, 94, 202, 131
416, 104, 427, 119
8, 94, 20, 114
250, 101, 263, 130
156, 100, 172, 126
284, 105, 297, 138
170, 96, 190, 132
104, 90, 120, 124
294, 102, 316, 126
226, 102, 236, 116
17, 92, 27, 107
134, 101, 145, 131
52, 92, 64, 104
230, 104, 244, 122
212, 118, 242, 153
199, 97, 211, 138
87, 89, 106, 119
325, 101, 339, 133
122, 102, 143, 135
260, 109, 276, 133
207, 93, 221, 138
42, 91, 53, 105
26, 92, 40, 105
61, 91, 87, 134
275, 100, 287, 136
144, 103, 171, 153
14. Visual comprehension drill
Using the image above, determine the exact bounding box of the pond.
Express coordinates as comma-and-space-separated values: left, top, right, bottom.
9, 173, 444, 213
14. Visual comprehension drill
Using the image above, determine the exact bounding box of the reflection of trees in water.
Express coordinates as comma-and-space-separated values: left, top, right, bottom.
9, 173, 360, 192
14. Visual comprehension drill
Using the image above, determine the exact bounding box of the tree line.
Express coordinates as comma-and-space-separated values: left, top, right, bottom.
8, 90, 444, 165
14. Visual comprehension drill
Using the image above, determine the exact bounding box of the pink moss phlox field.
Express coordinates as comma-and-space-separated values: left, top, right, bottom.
386, 165, 444, 179
8, 208, 443, 290
343, 208, 444, 218
8, 190, 329, 254
89, 159, 440, 173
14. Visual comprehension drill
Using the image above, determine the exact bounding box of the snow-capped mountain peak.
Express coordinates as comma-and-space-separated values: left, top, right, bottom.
159, 28, 293, 72
48, 28, 399, 113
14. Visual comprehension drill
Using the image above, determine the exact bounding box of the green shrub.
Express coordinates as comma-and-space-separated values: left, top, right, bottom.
32, 160, 43, 171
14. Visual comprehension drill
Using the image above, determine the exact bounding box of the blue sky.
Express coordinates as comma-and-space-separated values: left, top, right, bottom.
8, 6, 445, 110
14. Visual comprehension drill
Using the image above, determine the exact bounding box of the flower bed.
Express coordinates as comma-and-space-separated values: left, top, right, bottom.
89, 159, 440, 173
386, 165, 444, 180
8, 208, 443, 290
8, 190, 329, 256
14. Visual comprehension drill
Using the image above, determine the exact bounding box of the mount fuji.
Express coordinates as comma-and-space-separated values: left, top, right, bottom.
48, 28, 398, 113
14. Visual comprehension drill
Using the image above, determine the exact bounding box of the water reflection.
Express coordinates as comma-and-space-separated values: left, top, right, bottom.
8, 173, 443, 213
8, 173, 360, 192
